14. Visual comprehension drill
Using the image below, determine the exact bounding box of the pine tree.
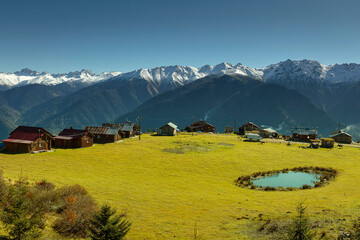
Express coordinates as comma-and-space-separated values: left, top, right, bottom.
89, 204, 131, 240
0, 180, 45, 240
287, 201, 315, 240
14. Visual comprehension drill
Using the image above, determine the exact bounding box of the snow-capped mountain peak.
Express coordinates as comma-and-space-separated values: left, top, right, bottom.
263, 59, 360, 84
2, 60, 360, 90
0, 69, 122, 88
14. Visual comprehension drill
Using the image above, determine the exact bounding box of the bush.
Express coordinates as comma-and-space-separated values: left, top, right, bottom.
0, 179, 45, 240
0, 171, 8, 202
287, 201, 315, 240
35, 179, 55, 191
52, 185, 97, 238
88, 204, 131, 240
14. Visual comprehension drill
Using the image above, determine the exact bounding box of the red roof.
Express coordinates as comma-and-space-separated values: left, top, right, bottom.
6, 126, 54, 142
58, 129, 92, 139
2, 139, 33, 144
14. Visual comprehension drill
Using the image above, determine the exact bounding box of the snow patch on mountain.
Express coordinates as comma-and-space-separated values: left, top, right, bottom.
116, 62, 263, 87
263, 59, 360, 84
2, 59, 360, 89
0, 69, 121, 87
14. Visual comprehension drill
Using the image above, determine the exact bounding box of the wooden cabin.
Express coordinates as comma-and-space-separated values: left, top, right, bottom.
84, 126, 121, 143
238, 122, 277, 138
291, 127, 317, 142
321, 138, 335, 148
310, 139, 321, 148
329, 130, 352, 144
54, 129, 94, 148
239, 122, 262, 135
103, 121, 140, 138
263, 128, 279, 138
224, 125, 234, 134
157, 122, 178, 136
185, 120, 216, 133
2, 126, 54, 153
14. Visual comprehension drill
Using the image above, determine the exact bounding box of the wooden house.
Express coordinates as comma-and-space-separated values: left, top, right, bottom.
224, 125, 234, 134
238, 122, 278, 138
84, 126, 121, 143
263, 128, 279, 138
239, 122, 262, 135
291, 127, 317, 142
103, 121, 140, 138
329, 130, 352, 144
157, 122, 178, 136
321, 138, 335, 148
54, 129, 94, 148
2, 126, 54, 153
185, 120, 216, 133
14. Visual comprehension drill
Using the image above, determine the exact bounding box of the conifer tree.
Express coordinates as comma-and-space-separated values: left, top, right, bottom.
0, 180, 45, 240
89, 204, 131, 240
287, 201, 315, 240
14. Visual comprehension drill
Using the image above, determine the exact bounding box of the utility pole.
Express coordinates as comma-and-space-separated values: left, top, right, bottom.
192, 115, 194, 136
136, 116, 142, 140
233, 118, 237, 134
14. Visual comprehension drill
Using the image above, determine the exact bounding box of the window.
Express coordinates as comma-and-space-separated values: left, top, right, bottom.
97, 135, 100, 139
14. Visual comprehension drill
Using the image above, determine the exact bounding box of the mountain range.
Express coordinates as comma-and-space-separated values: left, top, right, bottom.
0, 59, 360, 140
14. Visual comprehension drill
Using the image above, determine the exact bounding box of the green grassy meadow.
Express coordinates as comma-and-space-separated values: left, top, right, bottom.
0, 133, 360, 239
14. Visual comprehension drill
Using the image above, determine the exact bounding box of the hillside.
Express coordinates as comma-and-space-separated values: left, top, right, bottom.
117, 74, 337, 135
22, 77, 168, 133
0, 104, 21, 137
0, 134, 359, 239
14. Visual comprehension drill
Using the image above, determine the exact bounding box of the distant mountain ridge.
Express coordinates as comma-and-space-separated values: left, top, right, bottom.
0, 68, 121, 90
1, 59, 360, 140
117, 74, 337, 135
3, 59, 360, 90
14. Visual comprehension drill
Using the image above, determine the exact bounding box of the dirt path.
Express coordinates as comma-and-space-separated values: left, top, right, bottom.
261, 138, 360, 148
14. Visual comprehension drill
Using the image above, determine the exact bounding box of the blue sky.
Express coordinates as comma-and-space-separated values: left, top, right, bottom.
1, 0, 360, 73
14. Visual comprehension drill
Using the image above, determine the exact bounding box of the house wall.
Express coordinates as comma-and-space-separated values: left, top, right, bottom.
93, 134, 119, 143
292, 133, 317, 142
4, 142, 31, 153
321, 140, 334, 148
54, 139, 71, 148
55, 136, 93, 148
332, 135, 352, 144
79, 135, 93, 147
30, 137, 51, 152
159, 125, 176, 136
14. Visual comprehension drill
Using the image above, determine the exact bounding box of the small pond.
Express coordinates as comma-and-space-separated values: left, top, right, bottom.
251, 171, 320, 188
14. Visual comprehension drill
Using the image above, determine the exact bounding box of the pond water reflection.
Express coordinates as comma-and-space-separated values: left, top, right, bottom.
251, 171, 320, 188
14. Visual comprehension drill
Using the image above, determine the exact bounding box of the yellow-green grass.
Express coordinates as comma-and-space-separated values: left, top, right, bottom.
0, 133, 360, 239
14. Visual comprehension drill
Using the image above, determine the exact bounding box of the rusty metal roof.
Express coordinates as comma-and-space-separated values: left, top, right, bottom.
103, 123, 122, 128
58, 129, 92, 139
84, 126, 120, 136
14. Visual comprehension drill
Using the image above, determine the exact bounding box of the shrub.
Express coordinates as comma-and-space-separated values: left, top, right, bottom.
287, 201, 315, 240
88, 204, 131, 240
0, 179, 45, 240
0, 170, 8, 202
35, 179, 55, 191
52, 187, 97, 238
